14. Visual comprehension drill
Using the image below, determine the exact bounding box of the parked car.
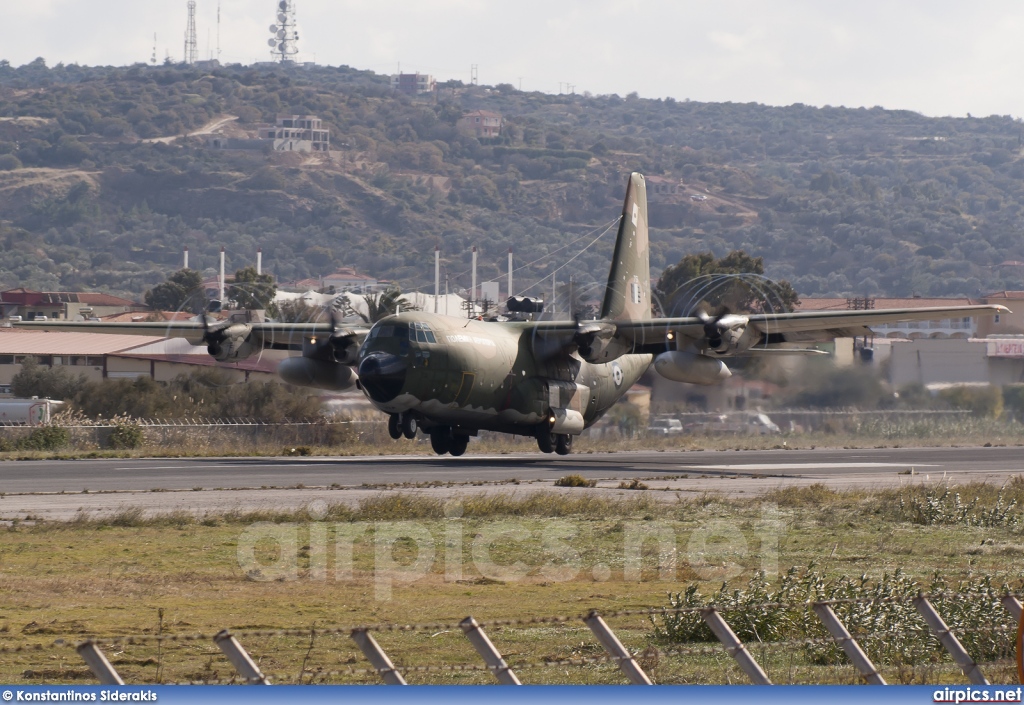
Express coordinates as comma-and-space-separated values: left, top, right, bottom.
684, 412, 781, 436
647, 417, 684, 436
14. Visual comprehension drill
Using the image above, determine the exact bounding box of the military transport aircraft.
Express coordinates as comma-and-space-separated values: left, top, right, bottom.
15, 173, 1008, 456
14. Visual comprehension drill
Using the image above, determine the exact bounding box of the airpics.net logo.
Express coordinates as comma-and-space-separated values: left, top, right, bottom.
934, 687, 1024, 703
234, 500, 787, 600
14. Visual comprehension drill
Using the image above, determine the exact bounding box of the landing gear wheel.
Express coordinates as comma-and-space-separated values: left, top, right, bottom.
401, 414, 418, 439
449, 434, 470, 457
430, 428, 451, 455
537, 432, 555, 454
555, 434, 573, 455
387, 414, 402, 440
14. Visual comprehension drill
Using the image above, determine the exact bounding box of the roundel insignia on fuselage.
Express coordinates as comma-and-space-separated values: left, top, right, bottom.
611, 361, 624, 387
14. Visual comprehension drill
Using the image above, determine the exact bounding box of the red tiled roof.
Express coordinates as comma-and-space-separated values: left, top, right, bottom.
0, 332, 165, 355
0, 289, 138, 306
99, 311, 195, 322
797, 297, 977, 311
983, 291, 1024, 299
112, 353, 278, 374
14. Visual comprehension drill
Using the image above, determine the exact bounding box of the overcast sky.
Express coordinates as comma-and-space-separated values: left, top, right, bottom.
6, 0, 1024, 118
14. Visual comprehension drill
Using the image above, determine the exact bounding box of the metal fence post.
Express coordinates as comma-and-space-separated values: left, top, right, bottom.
350, 628, 407, 685
459, 617, 521, 685
913, 596, 989, 685
213, 630, 271, 684
700, 607, 772, 685
1005, 596, 1024, 685
811, 603, 886, 685
76, 641, 125, 686
583, 611, 653, 685
1002, 595, 1023, 623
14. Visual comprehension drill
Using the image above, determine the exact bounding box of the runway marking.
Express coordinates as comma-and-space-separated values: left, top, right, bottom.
687, 463, 940, 471
114, 464, 314, 471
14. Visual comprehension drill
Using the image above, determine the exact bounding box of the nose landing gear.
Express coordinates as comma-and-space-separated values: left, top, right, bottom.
388, 413, 419, 440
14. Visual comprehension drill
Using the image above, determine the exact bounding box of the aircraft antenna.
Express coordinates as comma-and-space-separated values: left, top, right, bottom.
184, 0, 198, 65
268, 0, 300, 63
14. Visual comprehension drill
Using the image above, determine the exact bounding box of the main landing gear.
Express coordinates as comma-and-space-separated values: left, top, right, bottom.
537, 432, 574, 455
388, 415, 470, 456
430, 426, 468, 456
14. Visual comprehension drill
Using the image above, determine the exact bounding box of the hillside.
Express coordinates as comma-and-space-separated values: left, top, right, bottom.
2, 58, 1024, 305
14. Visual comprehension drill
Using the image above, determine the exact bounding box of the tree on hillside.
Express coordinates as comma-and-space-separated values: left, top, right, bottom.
144, 268, 204, 313
654, 250, 800, 316
228, 267, 277, 311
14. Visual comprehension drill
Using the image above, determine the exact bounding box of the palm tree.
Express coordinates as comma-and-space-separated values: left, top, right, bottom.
359, 286, 420, 323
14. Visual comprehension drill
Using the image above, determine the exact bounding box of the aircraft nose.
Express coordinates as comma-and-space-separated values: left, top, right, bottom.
357, 351, 407, 403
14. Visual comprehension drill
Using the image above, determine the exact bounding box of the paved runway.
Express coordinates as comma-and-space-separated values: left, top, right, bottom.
0, 446, 1020, 520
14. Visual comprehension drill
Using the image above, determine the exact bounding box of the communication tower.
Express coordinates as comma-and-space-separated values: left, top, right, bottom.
184, 1, 198, 65
267, 0, 300, 63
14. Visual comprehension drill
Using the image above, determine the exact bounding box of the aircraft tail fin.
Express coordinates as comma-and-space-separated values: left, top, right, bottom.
600, 172, 651, 322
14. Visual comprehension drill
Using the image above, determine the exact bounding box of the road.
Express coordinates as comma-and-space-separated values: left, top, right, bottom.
0, 446, 1020, 521
141, 114, 238, 144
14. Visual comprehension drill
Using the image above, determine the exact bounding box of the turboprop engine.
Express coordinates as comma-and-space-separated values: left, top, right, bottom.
205, 323, 255, 362
697, 311, 756, 355
653, 351, 732, 385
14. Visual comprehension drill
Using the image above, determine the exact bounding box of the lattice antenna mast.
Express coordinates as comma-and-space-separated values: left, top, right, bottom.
267, 0, 300, 63
184, 1, 198, 65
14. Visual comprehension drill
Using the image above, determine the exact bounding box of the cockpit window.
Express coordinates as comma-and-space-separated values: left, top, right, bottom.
370, 324, 408, 339
409, 321, 436, 343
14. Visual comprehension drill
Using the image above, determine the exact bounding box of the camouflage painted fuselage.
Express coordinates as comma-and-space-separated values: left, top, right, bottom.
357, 312, 650, 436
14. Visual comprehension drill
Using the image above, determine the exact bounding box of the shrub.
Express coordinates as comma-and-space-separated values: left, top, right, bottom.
19, 424, 69, 451
938, 385, 1003, 418
651, 566, 1016, 666
554, 474, 597, 488
107, 418, 144, 449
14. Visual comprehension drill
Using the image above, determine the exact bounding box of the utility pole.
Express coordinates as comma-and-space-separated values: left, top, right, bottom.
470, 246, 478, 317
219, 246, 226, 305
551, 272, 557, 317
434, 246, 440, 314
507, 248, 513, 302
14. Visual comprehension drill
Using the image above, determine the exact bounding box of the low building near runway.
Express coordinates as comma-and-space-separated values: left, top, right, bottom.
0, 330, 279, 394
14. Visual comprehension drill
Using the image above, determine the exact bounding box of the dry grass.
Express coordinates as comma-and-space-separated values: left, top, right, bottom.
1, 485, 1022, 684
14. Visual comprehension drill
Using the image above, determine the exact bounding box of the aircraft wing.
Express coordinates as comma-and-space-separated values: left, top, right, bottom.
615, 304, 1010, 347
10, 319, 364, 351
513, 304, 1009, 356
